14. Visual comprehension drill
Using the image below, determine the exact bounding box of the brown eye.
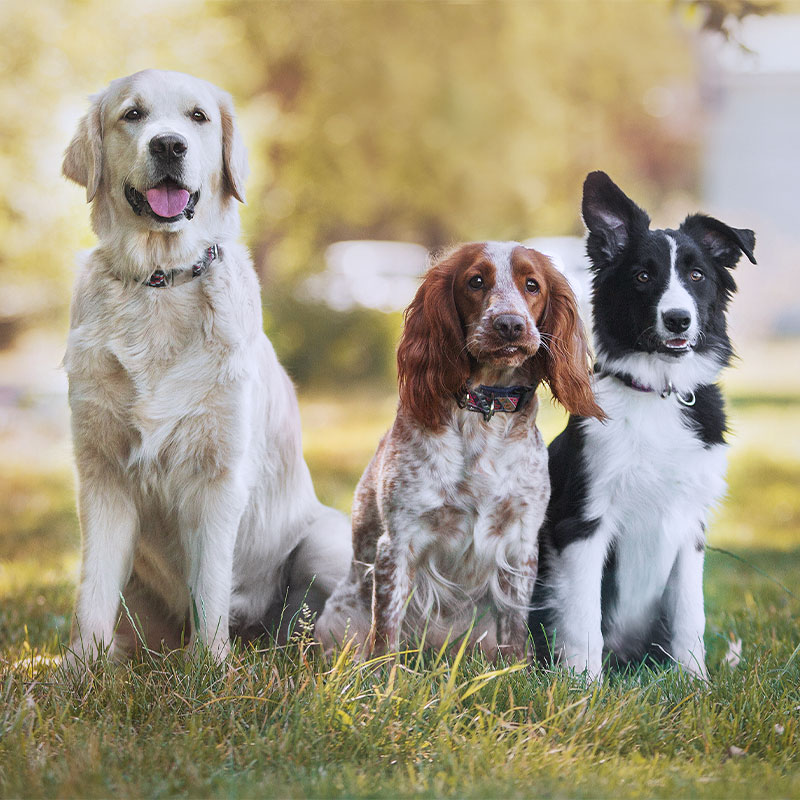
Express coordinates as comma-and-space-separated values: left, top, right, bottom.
190, 108, 209, 123
690, 269, 704, 282
468, 275, 484, 290
526, 278, 540, 294
123, 108, 143, 121
636, 270, 650, 283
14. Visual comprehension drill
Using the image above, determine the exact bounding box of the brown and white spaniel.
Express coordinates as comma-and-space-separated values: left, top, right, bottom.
316, 241, 604, 660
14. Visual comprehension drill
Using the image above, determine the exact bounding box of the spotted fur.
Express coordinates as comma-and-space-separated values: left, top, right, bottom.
317, 242, 602, 659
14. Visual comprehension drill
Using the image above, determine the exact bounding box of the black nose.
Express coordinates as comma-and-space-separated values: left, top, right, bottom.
493, 314, 526, 341
662, 308, 691, 333
149, 133, 188, 161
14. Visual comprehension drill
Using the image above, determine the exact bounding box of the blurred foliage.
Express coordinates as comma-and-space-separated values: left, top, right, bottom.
0, 0, 787, 383
265, 288, 402, 387
224, 1, 699, 273
676, 0, 783, 40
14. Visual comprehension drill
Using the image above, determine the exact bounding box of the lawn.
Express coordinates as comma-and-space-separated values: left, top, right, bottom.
1, 359, 799, 799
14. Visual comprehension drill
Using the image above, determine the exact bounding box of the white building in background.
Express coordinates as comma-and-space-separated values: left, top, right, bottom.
701, 15, 800, 238
307, 15, 800, 338
302, 240, 428, 312
700, 15, 800, 336
304, 236, 592, 318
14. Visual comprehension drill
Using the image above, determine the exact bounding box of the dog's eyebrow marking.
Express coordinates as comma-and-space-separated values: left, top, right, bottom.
118, 95, 149, 115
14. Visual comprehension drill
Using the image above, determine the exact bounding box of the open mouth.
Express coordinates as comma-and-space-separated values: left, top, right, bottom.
661, 337, 692, 354
125, 180, 200, 222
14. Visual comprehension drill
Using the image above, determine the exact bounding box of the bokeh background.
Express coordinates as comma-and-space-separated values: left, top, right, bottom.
1, 0, 798, 650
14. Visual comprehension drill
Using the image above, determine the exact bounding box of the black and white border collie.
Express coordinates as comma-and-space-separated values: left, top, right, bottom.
529, 171, 756, 679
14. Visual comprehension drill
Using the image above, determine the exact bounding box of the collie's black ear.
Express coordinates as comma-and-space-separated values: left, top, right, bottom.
582, 171, 650, 269
680, 214, 756, 269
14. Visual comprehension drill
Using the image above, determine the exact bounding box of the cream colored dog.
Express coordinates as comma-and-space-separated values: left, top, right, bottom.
62, 69, 351, 667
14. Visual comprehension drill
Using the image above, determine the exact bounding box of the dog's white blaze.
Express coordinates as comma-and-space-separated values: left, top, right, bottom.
483, 241, 528, 316
657, 234, 698, 342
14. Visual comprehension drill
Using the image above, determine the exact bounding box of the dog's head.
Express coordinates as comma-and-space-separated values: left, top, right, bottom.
397, 242, 603, 430
63, 70, 247, 270
582, 170, 756, 387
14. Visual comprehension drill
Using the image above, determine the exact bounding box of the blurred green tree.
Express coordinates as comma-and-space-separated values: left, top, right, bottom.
0, 0, 778, 384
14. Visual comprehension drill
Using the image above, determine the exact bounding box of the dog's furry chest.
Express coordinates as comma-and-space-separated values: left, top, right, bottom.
582, 380, 728, 529
66, 278, 251, 481
388, 412, 548, 616
581, 380, 727, 630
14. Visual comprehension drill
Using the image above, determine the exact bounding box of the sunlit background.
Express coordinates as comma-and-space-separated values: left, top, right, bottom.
1, 0, 799, 630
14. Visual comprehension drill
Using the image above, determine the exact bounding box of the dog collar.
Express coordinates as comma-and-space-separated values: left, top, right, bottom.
594, 364, 696, 407
456, 384, 535, 421
142, 244, 220, 288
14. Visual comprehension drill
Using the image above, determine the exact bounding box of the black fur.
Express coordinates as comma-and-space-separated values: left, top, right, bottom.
681, 384, 728, 448
583, 171, 754, 366
529, 171, 755, 672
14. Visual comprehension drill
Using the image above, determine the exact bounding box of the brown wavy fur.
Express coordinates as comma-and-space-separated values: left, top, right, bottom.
397, 245, 604, 431
535, 263, 605, 421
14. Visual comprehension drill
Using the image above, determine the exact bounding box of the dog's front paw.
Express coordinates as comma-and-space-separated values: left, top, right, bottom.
191, 635, 230, 664
677, 656, 708, 682
58, 637, 120, 681
495, 641, 529, 664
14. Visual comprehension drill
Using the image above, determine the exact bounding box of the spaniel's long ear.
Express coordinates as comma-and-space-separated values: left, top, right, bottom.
537, 261, 605, 420
217, 88, 248, 203
397, 255, 469, 430
63, 92, 104, 202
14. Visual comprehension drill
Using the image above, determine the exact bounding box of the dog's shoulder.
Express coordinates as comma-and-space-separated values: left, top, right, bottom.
679, 383, 727, 448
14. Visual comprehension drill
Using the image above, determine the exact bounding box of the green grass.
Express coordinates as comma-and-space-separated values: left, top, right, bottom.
1, 388, 799, 798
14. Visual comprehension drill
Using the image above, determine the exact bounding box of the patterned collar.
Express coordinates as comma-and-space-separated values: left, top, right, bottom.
142, 244, 220, 288
594, 364, 696, 407
456, 384, 535, 421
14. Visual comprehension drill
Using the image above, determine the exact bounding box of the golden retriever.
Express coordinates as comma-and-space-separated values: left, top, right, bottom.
61, 69, 351, 667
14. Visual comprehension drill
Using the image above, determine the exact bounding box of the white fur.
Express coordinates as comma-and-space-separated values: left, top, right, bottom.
547, 374, 724, 678
62, 70, 351, 667
595, 348, 721, 396
656, 234, 699, 343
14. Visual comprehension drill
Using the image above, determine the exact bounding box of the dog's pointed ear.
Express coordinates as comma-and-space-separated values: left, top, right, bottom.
217, 89, 248, 204
582, 171, 650, 268
63, 93, 104, 202
680, 214, 756, 269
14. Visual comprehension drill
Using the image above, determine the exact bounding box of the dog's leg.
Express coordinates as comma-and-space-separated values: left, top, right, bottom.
289, 506, 353, 623
180, 478, 248, 662
367, 533, 411, 657
69, 471, 138, 667
496, 545, 539, 662
663, 533, 707, 679
314, 554, 375, 653
548, 528, 609, 679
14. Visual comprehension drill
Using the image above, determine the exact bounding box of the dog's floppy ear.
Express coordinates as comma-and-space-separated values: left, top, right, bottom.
582, 171, 650, 269
217, 88, 248, 204
536, 260, 605, 421
397, 252, 470, 431
63, 92, 104, 202
680, 214, 756, 272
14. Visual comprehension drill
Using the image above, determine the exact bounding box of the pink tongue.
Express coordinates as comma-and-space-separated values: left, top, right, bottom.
146, 186, 190, 218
